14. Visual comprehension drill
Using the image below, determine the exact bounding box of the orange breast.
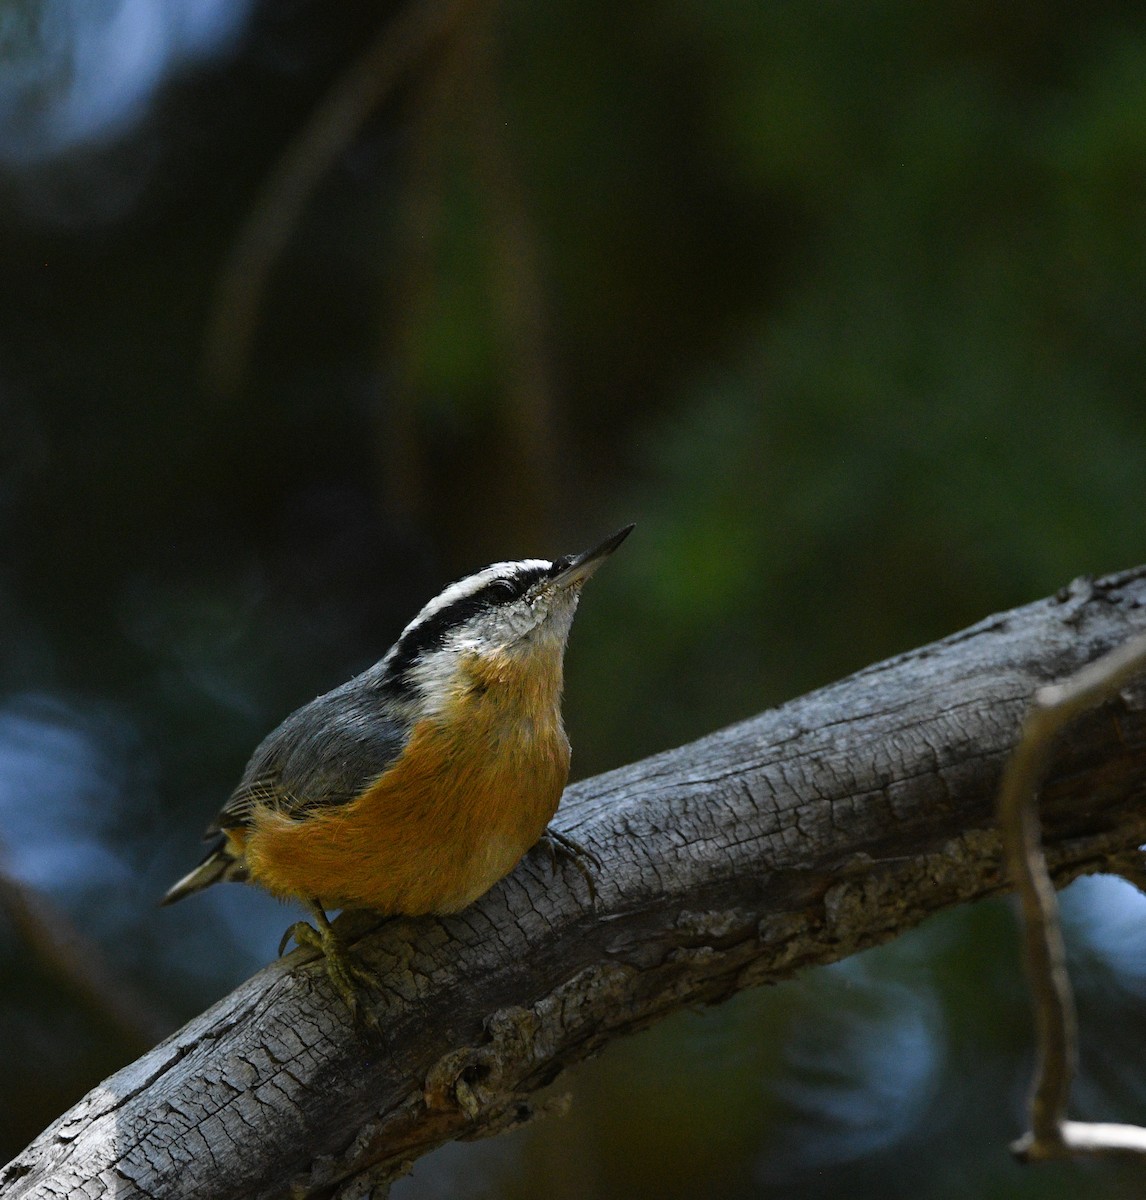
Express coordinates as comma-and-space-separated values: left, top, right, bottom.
243, 652, 571, 914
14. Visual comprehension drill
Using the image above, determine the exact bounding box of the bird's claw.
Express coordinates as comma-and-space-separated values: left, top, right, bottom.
278, 919, 320, 958
278, 905, 383, 1032
539, 827, 600, 906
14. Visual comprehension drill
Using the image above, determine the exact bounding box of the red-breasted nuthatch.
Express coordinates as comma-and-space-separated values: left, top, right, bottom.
163, 525, 632, 1016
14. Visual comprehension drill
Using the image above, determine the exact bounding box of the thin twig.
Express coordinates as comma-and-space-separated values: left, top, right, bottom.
998, 629, 1146, 1161
1015, 1121, 1146, 1160
203, 0, 473, 396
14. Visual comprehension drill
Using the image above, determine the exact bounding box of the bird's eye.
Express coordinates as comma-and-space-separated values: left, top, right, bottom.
490, 576, 529, 602
551, 554, 574, 573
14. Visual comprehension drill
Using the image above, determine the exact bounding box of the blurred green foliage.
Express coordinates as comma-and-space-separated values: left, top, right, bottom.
2, 0, 1146, 1194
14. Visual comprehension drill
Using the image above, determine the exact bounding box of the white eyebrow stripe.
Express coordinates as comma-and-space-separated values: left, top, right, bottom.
396, 559, 552, 641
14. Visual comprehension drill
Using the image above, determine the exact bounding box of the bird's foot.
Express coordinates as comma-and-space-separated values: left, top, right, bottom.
538, 827, 600, 906
279, 903, 383, 1032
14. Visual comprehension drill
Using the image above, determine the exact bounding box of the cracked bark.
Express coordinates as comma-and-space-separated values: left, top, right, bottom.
7, 567, 1146, 1199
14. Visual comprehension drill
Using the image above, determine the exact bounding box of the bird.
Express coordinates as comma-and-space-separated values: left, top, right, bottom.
162, 524, 632, 1018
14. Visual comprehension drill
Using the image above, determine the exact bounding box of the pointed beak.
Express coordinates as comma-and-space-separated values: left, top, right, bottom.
551, 524, 634, 589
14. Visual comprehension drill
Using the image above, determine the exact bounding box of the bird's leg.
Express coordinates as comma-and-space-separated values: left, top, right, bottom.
279, 899, 382, 1029
538, 827, 600, 906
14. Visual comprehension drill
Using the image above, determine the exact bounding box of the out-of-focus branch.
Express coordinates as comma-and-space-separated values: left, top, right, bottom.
375, 13, 473, 528
466, 34, 559, 531
203, 0, 474, 397
0, 846, 168, 1052
999, 627, 1146, 1162
377, 15, 559, 552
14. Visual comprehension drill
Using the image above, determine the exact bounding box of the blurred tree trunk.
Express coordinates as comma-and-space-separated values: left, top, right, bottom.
5, 568, 1146, 1200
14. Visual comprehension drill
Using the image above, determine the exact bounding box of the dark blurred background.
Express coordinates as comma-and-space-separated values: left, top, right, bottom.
3, 0, 1146, 1195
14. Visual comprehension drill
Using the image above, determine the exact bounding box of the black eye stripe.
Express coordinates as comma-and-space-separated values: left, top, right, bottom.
382, 564, 551, 695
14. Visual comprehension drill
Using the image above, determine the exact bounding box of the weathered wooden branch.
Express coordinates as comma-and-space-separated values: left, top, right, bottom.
7, 567, 1146, 1199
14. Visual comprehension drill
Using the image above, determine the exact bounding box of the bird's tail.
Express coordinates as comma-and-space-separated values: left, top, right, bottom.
161, 837, 247, 906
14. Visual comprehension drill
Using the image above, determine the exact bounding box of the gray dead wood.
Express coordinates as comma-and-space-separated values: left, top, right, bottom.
7, 567, 1146, 1200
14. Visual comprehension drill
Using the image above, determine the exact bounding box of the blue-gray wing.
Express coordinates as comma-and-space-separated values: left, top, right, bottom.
207, 679, 410, 834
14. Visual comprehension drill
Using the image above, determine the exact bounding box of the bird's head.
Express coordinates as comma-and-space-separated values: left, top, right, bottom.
380, 526, 633, 712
